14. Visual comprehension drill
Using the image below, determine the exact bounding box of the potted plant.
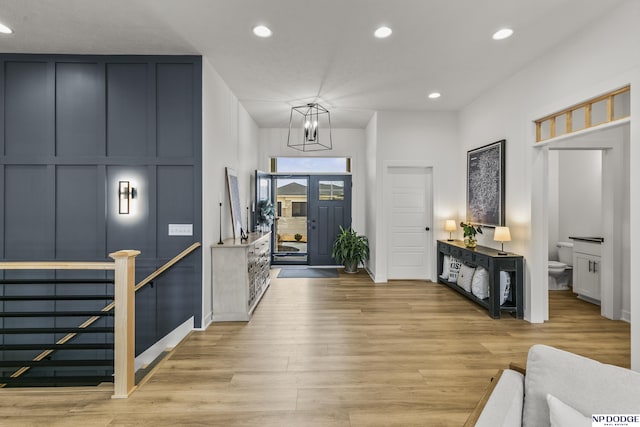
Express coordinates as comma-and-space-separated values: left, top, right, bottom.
460, 221, 482, 248
331, 226, 369, 273
257, 200, 275, 232
294, 233, 303, 242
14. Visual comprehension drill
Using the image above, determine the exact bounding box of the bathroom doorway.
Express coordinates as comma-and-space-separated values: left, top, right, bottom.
539, 123, 630, 321
547, 149, 603, 316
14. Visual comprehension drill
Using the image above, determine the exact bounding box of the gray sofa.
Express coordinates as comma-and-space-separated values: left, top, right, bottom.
465, 344, 640, 427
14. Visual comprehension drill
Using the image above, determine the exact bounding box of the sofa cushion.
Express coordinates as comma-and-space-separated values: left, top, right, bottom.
474, 369, 524, 427
523, 344, 640, 427
547, 394, 590, 427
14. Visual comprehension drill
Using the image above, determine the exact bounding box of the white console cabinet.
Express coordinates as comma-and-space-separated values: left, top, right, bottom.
211, 232, 271, 321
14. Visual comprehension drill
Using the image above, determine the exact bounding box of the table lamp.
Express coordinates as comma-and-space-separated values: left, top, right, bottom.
494, 226, 511, 255
445, 220, 457, 241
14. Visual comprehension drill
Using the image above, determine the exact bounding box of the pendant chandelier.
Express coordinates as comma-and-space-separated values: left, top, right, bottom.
287, 103, 332, 152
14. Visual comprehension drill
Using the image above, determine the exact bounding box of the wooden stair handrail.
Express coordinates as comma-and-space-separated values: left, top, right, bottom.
0, 243, 200, 396
0, 261, 115, 270
134, 242, 201, 292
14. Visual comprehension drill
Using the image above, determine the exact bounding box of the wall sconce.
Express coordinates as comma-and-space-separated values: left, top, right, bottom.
445, 220, 457, 241
494, 226, 511, 255
118, 181, 137, 214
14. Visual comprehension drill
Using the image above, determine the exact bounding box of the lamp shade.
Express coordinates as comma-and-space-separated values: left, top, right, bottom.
444, 220, 457, 232
494, 226, 511, 242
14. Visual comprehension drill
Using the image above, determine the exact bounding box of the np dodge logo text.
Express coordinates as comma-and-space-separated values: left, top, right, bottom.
593, 415, 640, 422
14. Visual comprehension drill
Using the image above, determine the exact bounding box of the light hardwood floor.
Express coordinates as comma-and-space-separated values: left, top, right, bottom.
0, 270, 630, 426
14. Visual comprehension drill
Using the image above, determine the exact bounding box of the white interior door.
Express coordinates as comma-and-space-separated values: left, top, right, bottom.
387, 166, 433, 280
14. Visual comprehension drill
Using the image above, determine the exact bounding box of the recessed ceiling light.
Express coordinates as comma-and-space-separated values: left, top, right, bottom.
492, 28, 513, 40
0, 22, 13, 34
374, 26, 392, 39
252, 25, 272, 38
428, 92, 441, 99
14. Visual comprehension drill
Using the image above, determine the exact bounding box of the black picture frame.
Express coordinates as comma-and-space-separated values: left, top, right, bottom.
466, 139, 505, 227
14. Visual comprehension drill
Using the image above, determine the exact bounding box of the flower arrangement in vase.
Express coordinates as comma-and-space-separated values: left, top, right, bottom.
460, 222, 482, 248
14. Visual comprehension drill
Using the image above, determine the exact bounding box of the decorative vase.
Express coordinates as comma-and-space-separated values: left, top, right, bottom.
464, 236, 477, 248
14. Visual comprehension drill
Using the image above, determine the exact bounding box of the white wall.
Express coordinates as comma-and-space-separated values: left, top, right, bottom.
548, 150, 560, 258
201, 57, 259, 328
623, 129, 631, 323
459, 0, 639, 369
365, 113, 378, 278
371, 111, 460, 282
632, 77, 640, 372
558, 150, 602, 243
257, 128, 367, 236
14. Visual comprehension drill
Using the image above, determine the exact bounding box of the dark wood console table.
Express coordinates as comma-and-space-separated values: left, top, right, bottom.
437, 240, 524, 319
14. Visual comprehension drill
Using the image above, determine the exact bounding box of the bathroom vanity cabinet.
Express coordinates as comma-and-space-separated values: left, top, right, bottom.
570, 237, 603, 303
437, 240, 524, 319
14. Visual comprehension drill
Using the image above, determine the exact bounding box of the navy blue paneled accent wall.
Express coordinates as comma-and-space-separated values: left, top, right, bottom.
0, 54, 203, 356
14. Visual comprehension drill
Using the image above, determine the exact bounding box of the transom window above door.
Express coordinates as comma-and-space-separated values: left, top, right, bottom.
270, 157, 351, 173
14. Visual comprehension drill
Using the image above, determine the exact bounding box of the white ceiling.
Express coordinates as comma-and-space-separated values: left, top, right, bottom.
0, 0, 625, 128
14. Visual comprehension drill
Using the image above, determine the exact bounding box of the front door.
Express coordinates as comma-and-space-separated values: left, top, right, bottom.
308, 175, 352, 265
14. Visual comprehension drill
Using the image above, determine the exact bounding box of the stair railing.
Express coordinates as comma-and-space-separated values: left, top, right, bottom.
0, 250, 139, 397
0, 242, 201, 398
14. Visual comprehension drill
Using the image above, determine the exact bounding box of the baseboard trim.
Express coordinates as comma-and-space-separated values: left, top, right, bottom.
197, 311, 213, 331
135, 316, 194, 371
364, 266, 386, 283
364, 266, 375, 282
622, 310, 631, 323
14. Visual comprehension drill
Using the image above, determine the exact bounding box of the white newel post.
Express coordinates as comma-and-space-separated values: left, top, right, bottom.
109, 250, 141, 398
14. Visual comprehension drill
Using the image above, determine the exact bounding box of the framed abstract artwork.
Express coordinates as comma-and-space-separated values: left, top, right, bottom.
466, 139, 505, 227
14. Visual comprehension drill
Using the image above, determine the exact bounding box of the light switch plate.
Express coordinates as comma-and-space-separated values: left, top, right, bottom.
168, 224, 193, 236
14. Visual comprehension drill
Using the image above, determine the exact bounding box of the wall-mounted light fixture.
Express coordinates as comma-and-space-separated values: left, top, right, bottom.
118, 181, 137, 214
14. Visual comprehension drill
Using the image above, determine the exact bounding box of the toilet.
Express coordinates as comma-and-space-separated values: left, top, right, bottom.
548, 241, 573, 290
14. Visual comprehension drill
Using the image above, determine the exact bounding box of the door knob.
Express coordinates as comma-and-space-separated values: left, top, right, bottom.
425, 227, 430, 231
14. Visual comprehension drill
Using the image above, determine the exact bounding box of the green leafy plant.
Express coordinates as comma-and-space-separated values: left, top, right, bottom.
257, 200, 275, 226
460, 222, 483, 238
294, 233, 303, 242
460, 221, 482, 247
331, 226, 369, 273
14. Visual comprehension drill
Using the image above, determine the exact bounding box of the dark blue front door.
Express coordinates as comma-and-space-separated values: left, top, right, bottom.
307, 175, 352, 265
